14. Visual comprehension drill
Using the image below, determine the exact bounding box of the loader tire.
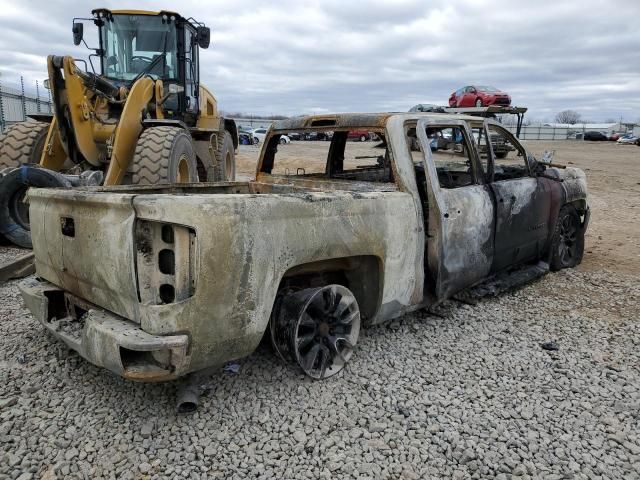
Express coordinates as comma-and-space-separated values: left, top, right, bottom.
0, 121, 49, 170
0, 166, 72, 248
130, 126, 199, 185
213, 131, 236, 181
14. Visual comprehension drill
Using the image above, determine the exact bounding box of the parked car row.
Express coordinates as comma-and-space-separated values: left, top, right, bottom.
616, 133, 640, 145
583, 131, 640, 143
239, 128, 291, 145
245, 129, 377, 144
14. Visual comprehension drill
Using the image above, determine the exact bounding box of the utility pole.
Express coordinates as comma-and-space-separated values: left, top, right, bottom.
20, 76, 27, 121
47, 82, 52, 113
0, 71, 5, 132
36, 80, 41, 113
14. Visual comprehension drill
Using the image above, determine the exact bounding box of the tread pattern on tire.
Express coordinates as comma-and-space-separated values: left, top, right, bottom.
213, 130, 235, 181
0, 121, 49, 169
130, 126, 192, 185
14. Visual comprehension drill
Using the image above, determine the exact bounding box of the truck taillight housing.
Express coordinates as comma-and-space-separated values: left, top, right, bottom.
135, 220, 197, 305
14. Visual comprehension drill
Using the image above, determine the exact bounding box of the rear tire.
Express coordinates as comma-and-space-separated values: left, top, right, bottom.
214, 131, 236, 181
270, 285, 361, 380
130, 126, 198, 185
550, 205, 584, 271
0, 121, 49, 170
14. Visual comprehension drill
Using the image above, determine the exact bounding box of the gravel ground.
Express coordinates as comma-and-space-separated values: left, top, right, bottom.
0, 246, 27, 266
1, 267, 639, 479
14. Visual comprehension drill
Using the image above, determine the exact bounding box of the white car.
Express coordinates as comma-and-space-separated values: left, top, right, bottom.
617, 134, 638, 145
251, 128, 268, 144
251, 128, 290, 145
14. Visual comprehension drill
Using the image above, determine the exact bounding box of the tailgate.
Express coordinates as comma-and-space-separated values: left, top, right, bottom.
28, 188, 140, 322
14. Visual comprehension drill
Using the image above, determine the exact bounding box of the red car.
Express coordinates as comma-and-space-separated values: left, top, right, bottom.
347, 130, 371, 142
449, 85, 511, 107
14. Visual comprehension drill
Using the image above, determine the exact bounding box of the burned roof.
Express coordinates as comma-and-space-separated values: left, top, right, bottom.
272, 112, 485, 131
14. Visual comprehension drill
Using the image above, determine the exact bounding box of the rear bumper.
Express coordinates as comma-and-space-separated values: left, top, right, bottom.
19, 277, 190, 382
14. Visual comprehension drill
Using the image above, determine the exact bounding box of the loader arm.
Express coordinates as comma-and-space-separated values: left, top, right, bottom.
46, 55, 115, 167
103, 78, 155, 185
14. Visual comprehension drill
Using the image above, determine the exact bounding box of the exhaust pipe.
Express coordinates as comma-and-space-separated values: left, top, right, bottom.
175, 382, 200, 414
174, 367, 219, 413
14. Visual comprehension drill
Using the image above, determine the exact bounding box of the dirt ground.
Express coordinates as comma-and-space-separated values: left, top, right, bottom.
235, 139, 640, 276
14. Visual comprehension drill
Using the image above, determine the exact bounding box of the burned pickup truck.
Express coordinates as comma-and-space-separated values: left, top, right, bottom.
19, 113, 589, 392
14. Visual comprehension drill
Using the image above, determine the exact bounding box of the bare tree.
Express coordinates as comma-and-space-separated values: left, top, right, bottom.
555, 110, 582, 124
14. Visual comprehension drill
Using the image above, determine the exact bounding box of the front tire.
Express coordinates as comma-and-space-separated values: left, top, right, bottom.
550, 205, 585, 271
0, 121, 50, 170
360, 135, 367, 142
475, 98, 483, 107
129, 126, 199, 185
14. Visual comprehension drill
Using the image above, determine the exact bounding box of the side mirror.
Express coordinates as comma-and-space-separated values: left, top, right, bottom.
197, 26, 210, 49
72, 22, 84, 46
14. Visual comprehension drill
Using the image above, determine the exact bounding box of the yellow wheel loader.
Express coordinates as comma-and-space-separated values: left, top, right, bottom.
0, 9, 238, 248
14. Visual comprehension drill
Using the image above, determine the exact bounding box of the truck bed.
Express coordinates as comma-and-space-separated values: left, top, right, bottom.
26, 178, 420, 374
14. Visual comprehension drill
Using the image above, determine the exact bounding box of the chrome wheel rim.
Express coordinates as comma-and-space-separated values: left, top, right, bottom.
558, 214, 578, 265
271, 285, 360, 379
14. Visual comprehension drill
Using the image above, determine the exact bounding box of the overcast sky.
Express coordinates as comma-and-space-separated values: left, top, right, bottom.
1, 0, 638, 122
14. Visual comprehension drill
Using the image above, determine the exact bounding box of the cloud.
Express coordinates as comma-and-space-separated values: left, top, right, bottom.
0, 0, 638, 121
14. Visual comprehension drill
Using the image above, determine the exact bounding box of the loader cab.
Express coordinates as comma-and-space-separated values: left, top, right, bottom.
90, 9, 210, 125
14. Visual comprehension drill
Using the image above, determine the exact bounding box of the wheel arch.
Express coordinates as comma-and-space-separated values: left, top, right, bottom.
274, 255, 383, 324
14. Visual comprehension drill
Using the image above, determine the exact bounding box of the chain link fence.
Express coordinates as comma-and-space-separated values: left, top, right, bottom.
0, 76, 53, 133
